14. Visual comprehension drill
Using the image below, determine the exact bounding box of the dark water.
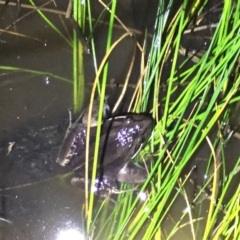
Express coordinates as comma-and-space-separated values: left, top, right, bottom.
0, 1, 82, 239
0, 1, 239, 240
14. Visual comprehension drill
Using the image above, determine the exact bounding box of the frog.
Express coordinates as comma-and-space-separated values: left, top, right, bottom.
69, 113, 154, 195
56, 97, 154, 195
56, 96, 110, 167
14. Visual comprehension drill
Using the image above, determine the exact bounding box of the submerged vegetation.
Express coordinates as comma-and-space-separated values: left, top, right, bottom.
0, 0, 240, 239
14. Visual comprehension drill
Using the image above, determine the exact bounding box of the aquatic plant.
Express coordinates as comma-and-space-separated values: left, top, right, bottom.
83, 0, 240, 239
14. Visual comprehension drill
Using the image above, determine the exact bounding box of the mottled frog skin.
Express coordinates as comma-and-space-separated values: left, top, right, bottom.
70, 114, 154, 170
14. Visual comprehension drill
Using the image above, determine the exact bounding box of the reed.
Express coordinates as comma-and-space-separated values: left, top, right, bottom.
85, 0, 240, 239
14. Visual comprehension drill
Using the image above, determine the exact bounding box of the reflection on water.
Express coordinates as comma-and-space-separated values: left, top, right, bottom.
56, 228, 85, 240
0, 177, 86, 240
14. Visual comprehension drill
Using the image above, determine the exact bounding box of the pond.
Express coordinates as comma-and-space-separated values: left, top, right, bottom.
0, 1, 239, 240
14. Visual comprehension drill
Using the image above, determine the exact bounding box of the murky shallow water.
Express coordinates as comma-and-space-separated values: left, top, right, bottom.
0, 1, 239, 240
